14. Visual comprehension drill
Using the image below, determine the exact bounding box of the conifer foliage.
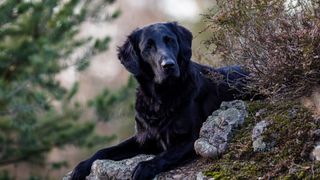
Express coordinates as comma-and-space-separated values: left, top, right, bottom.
0, 0, 118, 177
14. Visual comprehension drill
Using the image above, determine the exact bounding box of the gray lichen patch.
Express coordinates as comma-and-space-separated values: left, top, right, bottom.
194, 100, 247, 158
88, 155, 154, 180
311, 144, 320, 161
252, 120, 274, 152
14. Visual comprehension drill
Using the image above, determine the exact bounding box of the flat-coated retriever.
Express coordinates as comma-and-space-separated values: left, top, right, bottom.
71, 22, 248, 180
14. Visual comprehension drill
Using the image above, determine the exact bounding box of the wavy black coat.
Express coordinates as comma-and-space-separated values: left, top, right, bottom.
71, 22, 248, 180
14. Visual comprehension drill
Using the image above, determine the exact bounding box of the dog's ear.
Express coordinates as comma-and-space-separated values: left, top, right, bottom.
117, 30, 141, 76
167, 22, 193, 62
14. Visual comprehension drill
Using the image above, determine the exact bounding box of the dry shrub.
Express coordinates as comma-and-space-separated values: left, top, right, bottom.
204, 0, 320, 100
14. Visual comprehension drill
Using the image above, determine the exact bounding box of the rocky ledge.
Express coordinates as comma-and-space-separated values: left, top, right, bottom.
64, 100, 320, 179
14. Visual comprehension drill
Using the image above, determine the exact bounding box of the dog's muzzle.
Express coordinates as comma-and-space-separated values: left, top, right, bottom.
161, 59, 175, 70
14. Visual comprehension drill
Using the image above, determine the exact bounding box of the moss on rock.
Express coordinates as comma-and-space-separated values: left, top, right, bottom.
204, 100, 320, 179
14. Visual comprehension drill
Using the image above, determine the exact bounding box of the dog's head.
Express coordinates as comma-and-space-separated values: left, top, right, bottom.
117, 22, 193, 84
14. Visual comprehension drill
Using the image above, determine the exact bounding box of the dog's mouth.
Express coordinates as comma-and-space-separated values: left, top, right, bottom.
154, 66, 180, 84
163, 65, 179, 75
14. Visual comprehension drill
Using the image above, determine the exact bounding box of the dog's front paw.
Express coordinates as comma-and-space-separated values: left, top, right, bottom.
70, 160, 91, 180
132, 161, 157, 180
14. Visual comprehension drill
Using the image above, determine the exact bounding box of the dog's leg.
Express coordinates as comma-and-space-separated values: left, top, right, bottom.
131, 141, 196, 180
71, 136, 156, 180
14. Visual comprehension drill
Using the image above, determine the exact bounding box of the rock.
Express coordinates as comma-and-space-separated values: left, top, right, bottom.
252, 120, 273, 152
252, 120, 269, 141
196, 172, 207, 180
63, 155, 154, 180
194, 138, 219, 157
252, 138, 267, 152
195, 172, 215, 180
171, 174, 182, 179
194, 100, 248, 158
255, 108, 267, 117
85, 154, 154, 180
63, 172, 72, 180
311, 144, 320, 161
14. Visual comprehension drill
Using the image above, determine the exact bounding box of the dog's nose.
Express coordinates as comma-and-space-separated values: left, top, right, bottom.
161, 60, 175, 70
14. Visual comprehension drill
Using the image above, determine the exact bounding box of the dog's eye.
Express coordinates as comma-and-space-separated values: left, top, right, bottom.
163, 36, 173, 44
145, 40, 154, 50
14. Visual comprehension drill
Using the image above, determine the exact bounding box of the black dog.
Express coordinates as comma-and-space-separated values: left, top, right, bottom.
71, 22, 248, 180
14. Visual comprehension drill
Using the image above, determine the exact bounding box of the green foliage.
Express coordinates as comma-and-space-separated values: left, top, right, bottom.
0, 170, 12, 180
89, 76, 137, 122
94, 37, 111, 52
51, 160, 68, 170
204, 0, 320, 100
0, 0, 119, 176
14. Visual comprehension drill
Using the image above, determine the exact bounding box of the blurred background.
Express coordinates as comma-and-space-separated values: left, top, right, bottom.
0, 0, 216, 179
1, 0, 319, 179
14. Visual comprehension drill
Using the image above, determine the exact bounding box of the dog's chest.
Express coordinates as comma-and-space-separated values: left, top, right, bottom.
136, 103, 174, 126
134, 94, 189, 148
135, 91, 179, 126
135, 110, 172, 149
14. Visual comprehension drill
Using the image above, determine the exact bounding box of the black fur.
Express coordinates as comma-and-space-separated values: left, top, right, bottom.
71, 22, 248, 180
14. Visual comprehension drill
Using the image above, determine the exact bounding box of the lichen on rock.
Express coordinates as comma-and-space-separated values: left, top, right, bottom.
311, 144, 320, 161
194, 100, 247, 158
63, 155, 155, 180
87, 154, 155, 180
252, 120, 274, 152
203, 100, 320, 179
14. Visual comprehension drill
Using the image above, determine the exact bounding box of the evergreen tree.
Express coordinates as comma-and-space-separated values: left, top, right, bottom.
89, 76, 136, 122
0, 0, 119, 178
